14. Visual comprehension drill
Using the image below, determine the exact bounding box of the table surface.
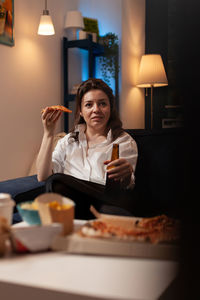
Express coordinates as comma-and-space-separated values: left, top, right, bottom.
0, 220, 179, 300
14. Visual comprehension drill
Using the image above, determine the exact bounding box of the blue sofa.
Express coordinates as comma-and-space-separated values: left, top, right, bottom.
0, 129, 183, 223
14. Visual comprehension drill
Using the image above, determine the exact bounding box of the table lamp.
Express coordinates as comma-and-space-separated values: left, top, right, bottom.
137, 54, 168, 129
38, 0, 55, 35
64, 11, 84, 40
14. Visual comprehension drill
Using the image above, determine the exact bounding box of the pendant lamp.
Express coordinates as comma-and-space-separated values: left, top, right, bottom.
38, 0, 55, 36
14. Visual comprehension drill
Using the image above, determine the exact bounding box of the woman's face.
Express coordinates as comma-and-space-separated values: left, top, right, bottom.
80, 89, 111, 133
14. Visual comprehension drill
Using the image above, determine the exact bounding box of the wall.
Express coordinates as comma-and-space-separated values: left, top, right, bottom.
0, 0, 145, 181
67, 0, 122, 129
0, 0, 78, 181
69, 0, 145, 130
121, 0, 145, 129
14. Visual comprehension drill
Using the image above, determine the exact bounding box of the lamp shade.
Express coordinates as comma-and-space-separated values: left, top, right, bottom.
38, 14, 55, 35
137, 54, 168, 88
64, 11, 84, 29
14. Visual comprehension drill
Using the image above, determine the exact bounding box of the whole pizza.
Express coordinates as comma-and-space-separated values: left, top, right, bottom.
79, 214, 180, 244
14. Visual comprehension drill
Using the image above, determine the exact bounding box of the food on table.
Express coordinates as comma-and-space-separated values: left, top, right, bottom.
41, 105, 72, 113
0, 216, 11, 256
20, 201, 38, 210
136, 214, 177, 230
79, 214, 180, 244
17, 201, 41, 225
0, 216, 10, 235
35, 194, 75, 236
48, 201, 72, 210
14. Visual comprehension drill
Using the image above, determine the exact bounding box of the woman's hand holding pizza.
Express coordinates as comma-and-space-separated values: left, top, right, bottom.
41, 107, 62, 135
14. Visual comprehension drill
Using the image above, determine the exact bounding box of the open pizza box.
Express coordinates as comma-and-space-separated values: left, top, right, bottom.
51, 206, 180, 260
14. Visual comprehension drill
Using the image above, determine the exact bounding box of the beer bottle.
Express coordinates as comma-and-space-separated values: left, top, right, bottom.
107, 144, 119, 170
105, 144, 119, 193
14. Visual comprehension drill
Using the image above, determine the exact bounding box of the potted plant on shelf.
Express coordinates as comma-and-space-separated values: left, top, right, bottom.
98, 32, 120, 86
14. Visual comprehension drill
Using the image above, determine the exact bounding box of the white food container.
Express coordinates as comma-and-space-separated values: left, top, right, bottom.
0, 193, 15, 225
11, 223, 62, 252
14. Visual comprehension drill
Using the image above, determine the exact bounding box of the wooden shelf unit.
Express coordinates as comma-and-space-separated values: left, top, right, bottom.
63, 36, 104, 132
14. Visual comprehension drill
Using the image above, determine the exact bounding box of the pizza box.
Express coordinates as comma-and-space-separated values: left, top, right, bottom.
51, 232, 179, 260
51, 207, 180, 260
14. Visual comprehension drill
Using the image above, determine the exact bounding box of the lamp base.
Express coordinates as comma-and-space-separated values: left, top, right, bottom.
67, 28, 77, 40
150, 85, 153, 129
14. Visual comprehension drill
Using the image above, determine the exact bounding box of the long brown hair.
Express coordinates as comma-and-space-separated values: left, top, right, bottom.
70, 78, 124, 141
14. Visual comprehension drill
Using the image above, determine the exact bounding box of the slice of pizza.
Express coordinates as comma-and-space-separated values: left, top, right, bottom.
41, 105, 72, 113
135, 215, 181, 244
78, 215, 180, 244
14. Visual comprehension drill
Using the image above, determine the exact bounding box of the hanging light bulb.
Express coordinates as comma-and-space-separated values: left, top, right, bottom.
38, 0, 55, 35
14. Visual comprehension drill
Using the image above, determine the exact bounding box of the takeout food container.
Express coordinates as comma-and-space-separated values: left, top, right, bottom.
35, 193, 75, 236
11, 223, 62, 253
0, 193, 15, 225
52, 207, 180, 260
16, 201, 41, 225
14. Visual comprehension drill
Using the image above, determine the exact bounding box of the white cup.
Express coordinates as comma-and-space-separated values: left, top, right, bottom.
0, 193, 15, 225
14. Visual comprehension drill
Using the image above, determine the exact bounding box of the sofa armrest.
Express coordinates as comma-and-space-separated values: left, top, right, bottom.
0, 175, 45, 199
0, 175, 45, 224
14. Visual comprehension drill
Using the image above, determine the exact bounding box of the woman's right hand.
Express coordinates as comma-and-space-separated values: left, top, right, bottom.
37, 107, 62, 181
41, 107, 62, 135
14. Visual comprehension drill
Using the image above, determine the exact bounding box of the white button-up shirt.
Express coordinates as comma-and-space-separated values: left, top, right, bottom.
52, 124, 138, 188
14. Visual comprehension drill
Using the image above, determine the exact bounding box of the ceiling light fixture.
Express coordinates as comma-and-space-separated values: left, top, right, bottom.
38, 0, 55, 36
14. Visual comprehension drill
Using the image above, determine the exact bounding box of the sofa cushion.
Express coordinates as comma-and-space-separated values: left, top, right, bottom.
0, 129, 183, 221
126, 128, 184, 218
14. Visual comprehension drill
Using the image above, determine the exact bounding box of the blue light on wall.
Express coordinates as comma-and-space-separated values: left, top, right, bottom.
78, 0, 121, 95
80, 49, 89, 81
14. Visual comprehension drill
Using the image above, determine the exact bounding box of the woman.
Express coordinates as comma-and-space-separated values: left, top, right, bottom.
37, 78, 138, 219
